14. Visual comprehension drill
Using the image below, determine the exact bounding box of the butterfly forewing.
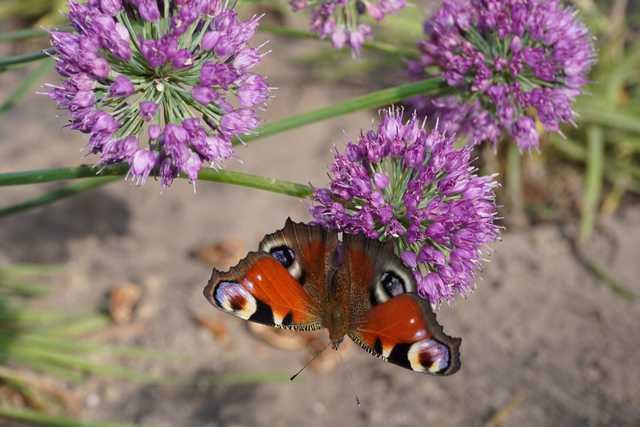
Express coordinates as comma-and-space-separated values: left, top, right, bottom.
259, 218, 338, 307
204, 252, 322, 331
204, 219, 341, 332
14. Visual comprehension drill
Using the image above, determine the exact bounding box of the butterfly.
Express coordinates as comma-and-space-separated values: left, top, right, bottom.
203, 218, 461, 375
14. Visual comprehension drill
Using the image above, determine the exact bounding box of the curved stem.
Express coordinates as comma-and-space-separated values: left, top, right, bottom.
0, 164, 312, 218
0, 48, 54, 69
239, 77, 446, 144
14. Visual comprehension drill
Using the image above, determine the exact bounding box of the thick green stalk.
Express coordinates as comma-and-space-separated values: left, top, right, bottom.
0, 164, 311, 200
0, 165, 129, 186
240, 78, 446, 144
197, 169, 312, 197
506, 144, 526, 227
0, 48, 53, 69
579, 126, 604, 244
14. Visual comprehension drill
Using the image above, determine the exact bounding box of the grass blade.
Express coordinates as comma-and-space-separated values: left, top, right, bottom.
0, 407, 137, 427
579, 126, 604, 244
506, 144, 526, 227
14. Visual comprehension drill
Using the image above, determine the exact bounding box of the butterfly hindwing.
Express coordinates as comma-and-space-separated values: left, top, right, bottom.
339, 233, 416, 307
349, 294, 461, 375
340, 233, 461, 375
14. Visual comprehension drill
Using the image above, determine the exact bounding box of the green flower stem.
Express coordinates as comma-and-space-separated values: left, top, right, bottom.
579, 126, 604, 244
0, 48, 54, 70
239, 77, 446, 144
0, 78, 445, 216
197, 168, 312, 197
0, 164, 312, 197
259, 24, 420, 59
0, 406, 138, 427
0, 165, 312, 218
506, 144, 526, 227
0, 164, 130, 186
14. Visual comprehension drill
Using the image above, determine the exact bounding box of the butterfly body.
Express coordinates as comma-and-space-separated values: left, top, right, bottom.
203, 219, 461, 375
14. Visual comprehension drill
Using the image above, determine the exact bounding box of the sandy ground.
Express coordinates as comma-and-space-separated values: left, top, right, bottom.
1, 33, 640, 427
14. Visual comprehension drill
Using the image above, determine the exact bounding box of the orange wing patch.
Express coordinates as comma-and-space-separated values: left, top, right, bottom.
243, 257, 318, 326
357, 294, 430, 356
350, 294, 461, 375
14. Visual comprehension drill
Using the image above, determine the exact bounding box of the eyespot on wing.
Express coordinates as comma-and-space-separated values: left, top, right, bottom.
212, 280, 257, 320
407, 338, 454, 374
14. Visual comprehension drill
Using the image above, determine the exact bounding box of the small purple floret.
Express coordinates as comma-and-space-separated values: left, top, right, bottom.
139, 101, 158, 121
109, 75, 134, 98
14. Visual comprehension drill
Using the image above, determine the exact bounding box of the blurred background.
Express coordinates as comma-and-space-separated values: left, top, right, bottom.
0, 0, 639, 426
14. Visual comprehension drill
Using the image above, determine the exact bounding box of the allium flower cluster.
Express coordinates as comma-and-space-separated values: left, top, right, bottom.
290, 0, 405, 54
311, 109, 500, 304
408, 0, 595, 151
48, 0, 270, 188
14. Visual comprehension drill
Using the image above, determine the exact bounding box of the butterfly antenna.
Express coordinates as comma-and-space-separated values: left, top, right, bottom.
290, 342, 331, 381
337, 348, 361, 406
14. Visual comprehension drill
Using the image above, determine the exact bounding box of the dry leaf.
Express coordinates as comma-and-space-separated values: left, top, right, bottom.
108, 282, 143, 325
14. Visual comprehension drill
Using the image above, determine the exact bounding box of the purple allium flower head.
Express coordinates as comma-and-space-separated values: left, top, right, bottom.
292, 0, 403, 53
311, 108, 500, 304
48, 0, 271, 188
409, 0, 595, 150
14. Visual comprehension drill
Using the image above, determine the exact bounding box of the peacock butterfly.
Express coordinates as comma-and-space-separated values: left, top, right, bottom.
203, 218, 461, 375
